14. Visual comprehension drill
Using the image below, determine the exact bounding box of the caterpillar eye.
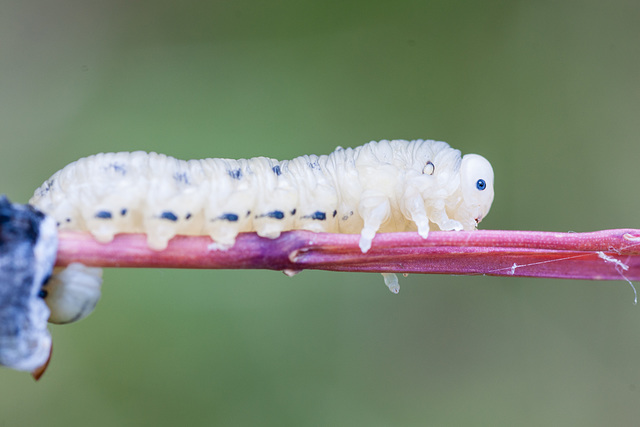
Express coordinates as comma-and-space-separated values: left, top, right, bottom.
476, 179, 487, 191
422, 161, 435, 175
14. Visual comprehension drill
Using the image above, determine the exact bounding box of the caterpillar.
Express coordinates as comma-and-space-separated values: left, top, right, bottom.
30, 139, 493, 314
30, 139, 495, 254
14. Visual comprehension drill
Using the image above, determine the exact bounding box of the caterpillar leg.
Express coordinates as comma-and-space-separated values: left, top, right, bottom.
205, 189, 256, 250
428, 202, 464, 231
357, 192, 391, 253
83, 199, 143, 243
295, 184, 339, 233
206, 219, 241, 250
440, 219, 464, 231
252, 191, 297, 239
143, 202, 204, 250
401, 193, 431, 239
50, 200, 85, 233
381, 273, 400, 294
143, 221, 176, 251
251, 164, 298, 240
143, 176, 209, 250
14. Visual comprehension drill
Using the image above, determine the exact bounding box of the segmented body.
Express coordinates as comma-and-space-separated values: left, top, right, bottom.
30, 139, 495, 253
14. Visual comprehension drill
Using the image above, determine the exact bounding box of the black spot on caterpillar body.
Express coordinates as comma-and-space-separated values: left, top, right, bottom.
219, 213, 239, 222
228, 169, 242, 180
265, 211, 285, 220
108, 163, 127, 175
30, 140, 495, 253
306, 211, 326, 221
160, 211, 178, 222
174, 172, 190, 185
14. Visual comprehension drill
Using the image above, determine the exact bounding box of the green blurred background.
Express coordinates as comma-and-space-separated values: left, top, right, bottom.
2, 1, 640, 425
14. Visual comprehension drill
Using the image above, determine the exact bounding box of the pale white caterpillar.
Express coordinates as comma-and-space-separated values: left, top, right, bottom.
30, 139, 493, 306
31, 139, 495, 254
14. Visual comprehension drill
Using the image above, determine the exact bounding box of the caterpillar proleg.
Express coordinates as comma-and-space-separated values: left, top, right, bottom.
31, 139, 494, 299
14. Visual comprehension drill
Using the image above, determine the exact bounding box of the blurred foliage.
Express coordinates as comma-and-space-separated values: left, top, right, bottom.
1, 1, 640, 425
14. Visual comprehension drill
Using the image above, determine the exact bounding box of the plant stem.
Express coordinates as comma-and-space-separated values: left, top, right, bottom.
56, 229, 640, 281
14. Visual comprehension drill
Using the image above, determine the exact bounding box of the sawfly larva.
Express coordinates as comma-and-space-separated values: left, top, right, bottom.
31, 139, 494, 253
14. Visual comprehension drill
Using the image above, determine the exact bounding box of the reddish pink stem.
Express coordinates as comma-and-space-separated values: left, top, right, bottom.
56, 229, 640, 281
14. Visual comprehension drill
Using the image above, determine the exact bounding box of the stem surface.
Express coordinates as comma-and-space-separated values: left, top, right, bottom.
56, 229, 640, 281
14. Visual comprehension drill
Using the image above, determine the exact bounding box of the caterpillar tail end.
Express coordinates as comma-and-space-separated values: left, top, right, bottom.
42, 263, 103, 325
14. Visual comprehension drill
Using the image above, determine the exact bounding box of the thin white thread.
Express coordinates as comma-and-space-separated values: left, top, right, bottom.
510, 263, 518, 275
478, 253, 588, 276
597, 251, 637, 305
597, 251, 629, 271
605, 236, 640, 304
620, 272, 637, 305
456, 238, 640, 305
481, 235, 640, 277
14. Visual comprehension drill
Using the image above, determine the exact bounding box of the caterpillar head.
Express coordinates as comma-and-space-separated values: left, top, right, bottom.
459, 154, 494, 226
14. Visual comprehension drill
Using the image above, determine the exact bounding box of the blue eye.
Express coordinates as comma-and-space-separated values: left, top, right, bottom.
476, 179, 486, 191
